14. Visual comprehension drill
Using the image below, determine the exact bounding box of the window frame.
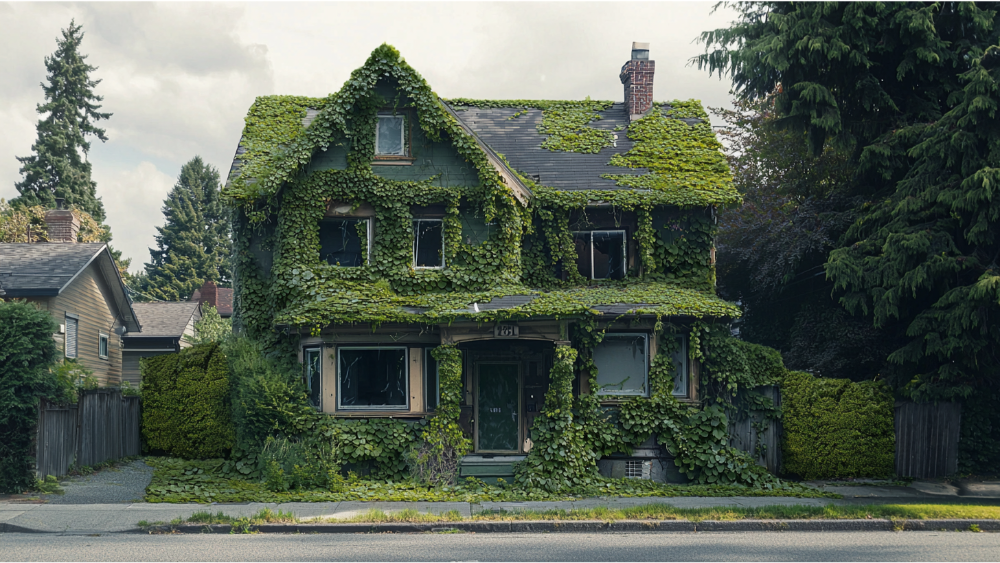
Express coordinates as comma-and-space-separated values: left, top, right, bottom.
594, 332, 649, 398
412, 218, 445, 269
98, 332, 109, 360
671, 334, 690, 398
64, 314, 79, 359
424, 347, 441, 412
374, 114, 408, 158
336, 346, 410, 411
304, 347, 322, 410
571, 229, 628, 280
319, 217, 372, 267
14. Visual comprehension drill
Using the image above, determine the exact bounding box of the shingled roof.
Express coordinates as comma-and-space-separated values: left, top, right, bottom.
129, 302, 201, 338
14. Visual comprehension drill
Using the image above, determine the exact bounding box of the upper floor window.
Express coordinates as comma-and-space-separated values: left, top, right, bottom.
65, 314, 78, 359
413, 219, 444, 268
594, 333, 648, 397
573, 230, 626, 280
319, 218, 370, 267
376, 115, 406, 157
98, 333, 109, 360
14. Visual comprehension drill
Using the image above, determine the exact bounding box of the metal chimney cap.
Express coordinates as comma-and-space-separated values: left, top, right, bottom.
631, 42, 650, 60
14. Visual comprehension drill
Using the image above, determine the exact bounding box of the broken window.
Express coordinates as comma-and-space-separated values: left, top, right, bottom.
573, 230, 626, 280
337, 347, 408, 410
413, 219, 444, 268
375, 115, 406, 156
304, 348, 322, 409
594, 333, 648, 396
319, 218, 369, 267
671, 335, 689, 398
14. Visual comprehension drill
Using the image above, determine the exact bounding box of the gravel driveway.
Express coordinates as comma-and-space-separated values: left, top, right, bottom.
40, 459, 154, 504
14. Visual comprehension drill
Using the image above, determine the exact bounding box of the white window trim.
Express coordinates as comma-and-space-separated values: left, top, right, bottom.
321, 217, 373, 267
375, 115, 406, 156
595, 332, 649, 397
413, 218, 445, 269
572, 230, 627, 279
98, 332, 109, 360
64, 315, 78, 359
304, 347, 322, 410
336, 346, 410, 411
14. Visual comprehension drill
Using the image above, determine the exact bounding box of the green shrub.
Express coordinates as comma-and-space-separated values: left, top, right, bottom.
0, 300, 59, 493
141, 342, 234, 458
781, 371, 895, 479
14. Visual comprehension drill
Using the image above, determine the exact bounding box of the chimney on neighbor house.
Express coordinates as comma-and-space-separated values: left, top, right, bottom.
44, 198, 80, 243
620, 42, 654, 122
193, 279, 219, 308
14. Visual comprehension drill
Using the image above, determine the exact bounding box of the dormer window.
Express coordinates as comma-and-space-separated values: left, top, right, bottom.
375, 114, 406, 157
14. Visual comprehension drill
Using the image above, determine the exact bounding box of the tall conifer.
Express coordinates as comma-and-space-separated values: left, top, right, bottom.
144, 157, 231, 301
14, 20, 110, 221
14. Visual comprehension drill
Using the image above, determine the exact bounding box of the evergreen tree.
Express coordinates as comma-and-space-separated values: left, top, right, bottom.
696, 2, 1000, 402
144, 157, 231, 301
13, 20, 110, 221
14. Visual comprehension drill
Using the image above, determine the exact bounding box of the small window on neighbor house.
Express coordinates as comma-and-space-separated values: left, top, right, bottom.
413, 219, 444, 268
375, 115, 406, 156
672, 335, 689, 398
573, 230, 626, 280
594, 333, 648, 397
337, 347, 408, 410
304, 348, 322, 409
425, 348, 440, 412
98, 333, 109, 360
319, 218, 369, 267
65, 316, 78, 359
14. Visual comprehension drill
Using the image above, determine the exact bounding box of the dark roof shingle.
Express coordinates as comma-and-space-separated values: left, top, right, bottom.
0, 243, 106, 295
130, 302, 201, 337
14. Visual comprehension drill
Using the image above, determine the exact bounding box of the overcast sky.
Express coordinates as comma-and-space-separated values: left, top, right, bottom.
0, 1, 738, 273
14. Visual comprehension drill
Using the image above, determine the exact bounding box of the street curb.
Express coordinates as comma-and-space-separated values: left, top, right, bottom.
130, 519, 1000, 535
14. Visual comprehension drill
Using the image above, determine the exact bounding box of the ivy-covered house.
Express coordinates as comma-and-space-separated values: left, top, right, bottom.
224, 43, 748, 485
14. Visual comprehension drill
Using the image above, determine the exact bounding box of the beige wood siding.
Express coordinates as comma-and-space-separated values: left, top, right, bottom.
48, 264, 123, 386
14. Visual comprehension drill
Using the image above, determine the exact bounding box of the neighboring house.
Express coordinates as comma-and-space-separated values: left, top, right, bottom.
121, 301, 202, 386
189, 280, 233, 318
224, 44, 740, 481
0, 209, 141, 386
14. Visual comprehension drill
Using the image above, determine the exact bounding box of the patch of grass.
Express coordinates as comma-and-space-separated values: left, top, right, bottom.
336, 508, 465, 524
32, 475, 64, 495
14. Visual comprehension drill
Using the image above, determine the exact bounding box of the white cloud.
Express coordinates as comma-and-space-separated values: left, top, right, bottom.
93, 161, 175, 273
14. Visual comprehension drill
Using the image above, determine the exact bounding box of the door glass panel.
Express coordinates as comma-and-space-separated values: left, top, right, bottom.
477, 363, 519, 452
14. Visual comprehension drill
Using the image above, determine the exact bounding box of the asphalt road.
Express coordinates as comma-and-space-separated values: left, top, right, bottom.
2, 531, 998, 562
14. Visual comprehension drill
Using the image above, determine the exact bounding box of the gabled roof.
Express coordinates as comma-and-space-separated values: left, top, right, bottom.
0, 243, 141, 332
128, 302, 201, 338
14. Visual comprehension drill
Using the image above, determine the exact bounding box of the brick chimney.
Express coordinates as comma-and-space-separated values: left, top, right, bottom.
44, 199, 80, 243
620, 42, 654, 122
194, 280, 218, 308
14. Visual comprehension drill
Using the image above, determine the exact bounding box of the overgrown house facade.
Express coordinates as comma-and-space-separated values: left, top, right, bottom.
226, 44, 741, 482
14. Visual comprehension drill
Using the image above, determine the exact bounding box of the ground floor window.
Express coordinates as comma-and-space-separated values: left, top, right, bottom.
594, 333, 648, 396
424, 348, 439, 411
337, 347, 408, 410
671, 335, 689, 398
304, 348, 322, 409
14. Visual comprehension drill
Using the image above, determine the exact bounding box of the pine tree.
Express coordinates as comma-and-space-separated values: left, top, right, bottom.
13, 20, 110, 221
144, 157, 231, 301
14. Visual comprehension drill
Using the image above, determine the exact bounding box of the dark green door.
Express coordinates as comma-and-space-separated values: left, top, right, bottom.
476, 363, 520, 452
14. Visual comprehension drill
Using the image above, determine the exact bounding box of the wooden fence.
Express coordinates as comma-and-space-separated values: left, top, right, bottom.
728, 385, 782, 474
34, 389, 141, 479
895, 401, 961, 479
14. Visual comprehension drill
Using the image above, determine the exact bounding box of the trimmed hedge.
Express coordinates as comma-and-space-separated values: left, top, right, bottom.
141, 342, 234, 459
0, 301, 59, 493
781, 371, 895, 479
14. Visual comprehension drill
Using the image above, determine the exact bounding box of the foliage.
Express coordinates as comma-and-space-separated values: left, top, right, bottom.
119, 380, 140, 397
408, 345, 470, 485
143, 157, 232, 301
186, 305, 231, 345
0, 300, 60, 494
12, 20, 110, 222
781, 371, 895, 480
141, 342, 234, 459
143, 456, 829, 504
259, 437, 342, 492
695, 2, 1000, 402
48, 358, 97, 403
957, 387, 1000, 474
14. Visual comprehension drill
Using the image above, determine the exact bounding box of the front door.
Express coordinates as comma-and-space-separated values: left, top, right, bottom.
475, 362, 520, 453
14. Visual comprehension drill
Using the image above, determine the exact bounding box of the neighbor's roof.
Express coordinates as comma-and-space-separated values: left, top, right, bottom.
128, 302, 201, 338
0, 243, 141, 333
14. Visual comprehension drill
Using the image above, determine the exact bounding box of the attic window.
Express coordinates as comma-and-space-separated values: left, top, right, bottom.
375, 115, 407, 157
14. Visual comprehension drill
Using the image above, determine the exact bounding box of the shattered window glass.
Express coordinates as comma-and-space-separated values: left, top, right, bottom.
573, 230, 626, 279
413, 219, 444, 268
594, 333, 648, 396
337, 347, 408, 409
319, 219, 367, 267
376, 115, 405, 156
304, 348, 322, 409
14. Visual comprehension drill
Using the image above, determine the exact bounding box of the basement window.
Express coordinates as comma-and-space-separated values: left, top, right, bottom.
337, 347, 408, 410
304, 348, 322, 409
375, 115, 407, 156
573, 230, 626, 280
594, 333, 648, 397
413, 219, 444, 268
319, 218, 370, 267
